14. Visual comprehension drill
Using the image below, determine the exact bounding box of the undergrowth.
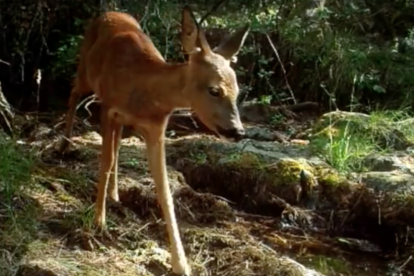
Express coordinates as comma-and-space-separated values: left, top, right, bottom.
17, 0, 412, 110
0, 133, 38, 276
310, 108, 414, 175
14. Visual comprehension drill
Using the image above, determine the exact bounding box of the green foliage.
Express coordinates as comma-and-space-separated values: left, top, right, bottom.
276, 2, 414, 108
7, 0, 414, 109
51, 34, 84, 78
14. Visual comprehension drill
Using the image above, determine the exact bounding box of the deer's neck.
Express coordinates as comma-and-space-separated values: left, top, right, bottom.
140, 62, 191, 113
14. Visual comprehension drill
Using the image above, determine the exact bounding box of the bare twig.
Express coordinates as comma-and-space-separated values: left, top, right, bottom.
0, 59, 10, 66
82, 94, 101, 127
265, 34, 296, 104
0, 81, 14, 135
34, 69, 42, 127
399, 255, 412, 270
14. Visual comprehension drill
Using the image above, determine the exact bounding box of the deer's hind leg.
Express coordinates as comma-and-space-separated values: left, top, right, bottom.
94, 105, 121, 228
100, 105, 123, 202
59, 61, 91, 153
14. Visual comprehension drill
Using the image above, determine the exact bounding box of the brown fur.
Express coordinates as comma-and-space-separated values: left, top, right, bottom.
58, 7, 249, 275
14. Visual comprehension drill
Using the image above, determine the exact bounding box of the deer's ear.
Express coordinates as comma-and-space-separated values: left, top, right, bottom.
180, 6, 211, 55
213, 24, 250, 62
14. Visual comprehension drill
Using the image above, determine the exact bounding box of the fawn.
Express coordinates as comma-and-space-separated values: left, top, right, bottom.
58, 6, 249, 275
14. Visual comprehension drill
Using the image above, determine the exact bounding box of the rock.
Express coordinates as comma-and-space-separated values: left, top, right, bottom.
245, 126, 288, 142
360, 150, 414, 196
277, 256, 324, 276
167, 137, 337, 223
360, 171, 414, 195
166, 135, 414, 237
362, 151, 414, 172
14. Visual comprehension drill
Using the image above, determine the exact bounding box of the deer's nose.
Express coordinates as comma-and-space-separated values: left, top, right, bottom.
217, 126, 246, 142
232, 127, 246, 141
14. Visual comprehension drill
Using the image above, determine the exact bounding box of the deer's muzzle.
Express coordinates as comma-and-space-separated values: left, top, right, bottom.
216, 126, 245, 142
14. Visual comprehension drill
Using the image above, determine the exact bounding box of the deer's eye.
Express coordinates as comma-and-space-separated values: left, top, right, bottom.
208, 86, 221, 97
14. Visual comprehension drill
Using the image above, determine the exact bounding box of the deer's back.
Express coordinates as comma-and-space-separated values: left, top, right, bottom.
80, 11, 165, 106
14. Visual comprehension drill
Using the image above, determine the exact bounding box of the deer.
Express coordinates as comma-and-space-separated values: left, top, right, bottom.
57, 6, 250, 275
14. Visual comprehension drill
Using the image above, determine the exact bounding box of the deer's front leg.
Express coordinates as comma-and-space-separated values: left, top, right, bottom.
94, 107, 118, 229
143, 122, 190, 276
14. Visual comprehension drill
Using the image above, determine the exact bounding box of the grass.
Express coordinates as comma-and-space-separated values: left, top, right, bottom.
313, 123, 377, 173
310, 108, 414, 175
370, 109, 414, 141
0, 133, 38, 276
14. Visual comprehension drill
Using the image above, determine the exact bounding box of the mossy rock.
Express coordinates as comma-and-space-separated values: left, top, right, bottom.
167, 137, 342, 216
166, 136, 414, 235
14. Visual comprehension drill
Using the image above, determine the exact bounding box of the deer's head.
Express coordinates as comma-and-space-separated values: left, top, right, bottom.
180, 6, 250, 142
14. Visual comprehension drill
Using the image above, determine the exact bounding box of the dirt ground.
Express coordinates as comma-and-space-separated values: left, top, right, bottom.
1, 110, 413, 276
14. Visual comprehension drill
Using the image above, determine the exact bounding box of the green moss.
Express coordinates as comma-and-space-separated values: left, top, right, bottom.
318, 170, 346, 187
316, 167, 351, 197
192, 151, 208, 165
171, 139, 214, 165
267, 158, 315, 187
218, 152, 264, 169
